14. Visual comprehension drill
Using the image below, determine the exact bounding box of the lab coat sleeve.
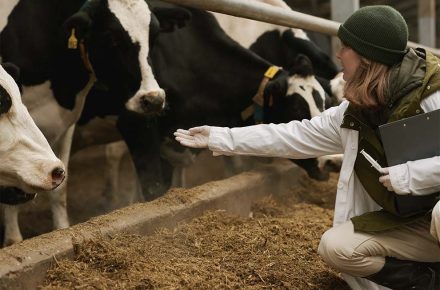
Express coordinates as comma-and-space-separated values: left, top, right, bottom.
389, 91, 440, 195
208, 101, 348, 159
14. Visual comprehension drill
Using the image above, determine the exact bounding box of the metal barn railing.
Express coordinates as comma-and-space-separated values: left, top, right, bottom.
162, 0, 440, 57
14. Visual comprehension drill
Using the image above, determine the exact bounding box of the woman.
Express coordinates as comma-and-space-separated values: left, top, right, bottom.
175, 5, 440, 290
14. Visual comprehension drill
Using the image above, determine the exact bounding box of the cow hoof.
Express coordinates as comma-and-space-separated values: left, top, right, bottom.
3, 237, 23, 247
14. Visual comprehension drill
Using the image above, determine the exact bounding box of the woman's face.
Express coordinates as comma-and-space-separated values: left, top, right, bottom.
336, 43, 361, 81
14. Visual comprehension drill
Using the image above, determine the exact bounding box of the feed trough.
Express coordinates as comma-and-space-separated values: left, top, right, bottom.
0, 159, 300, 290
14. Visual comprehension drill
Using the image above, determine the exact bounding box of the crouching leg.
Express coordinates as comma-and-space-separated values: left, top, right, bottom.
318, 219, 440, 290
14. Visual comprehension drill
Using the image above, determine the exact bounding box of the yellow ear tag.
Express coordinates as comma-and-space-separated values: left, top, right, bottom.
68, 28, 78, 49
264, 66, 280, 79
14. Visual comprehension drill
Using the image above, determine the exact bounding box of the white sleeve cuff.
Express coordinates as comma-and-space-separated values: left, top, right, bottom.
388, 164, 411, 194
208, 127, 232, 156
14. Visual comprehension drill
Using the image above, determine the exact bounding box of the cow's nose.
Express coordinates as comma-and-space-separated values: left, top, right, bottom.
140, 91, 165, 114
51, 167, 66, 187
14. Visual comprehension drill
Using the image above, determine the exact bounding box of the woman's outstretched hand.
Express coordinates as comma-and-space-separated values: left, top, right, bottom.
174, 126, 211, 149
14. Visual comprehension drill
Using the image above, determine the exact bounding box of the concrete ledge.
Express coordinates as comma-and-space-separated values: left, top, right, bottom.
0, 160, 300, 289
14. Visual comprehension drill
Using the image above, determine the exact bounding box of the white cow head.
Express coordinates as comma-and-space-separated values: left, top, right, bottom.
330, 72, 346, 104
0, 64, 65, 204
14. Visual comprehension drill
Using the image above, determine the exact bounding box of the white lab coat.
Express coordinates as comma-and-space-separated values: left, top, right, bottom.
207, 91, 440, 290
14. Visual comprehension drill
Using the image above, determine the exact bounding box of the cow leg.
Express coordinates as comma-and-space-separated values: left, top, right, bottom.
3, 205, 22, 246
102, 140, 143, 206
170, 166, 184, 187
292, 158, 329, 181
50, 124, 76, 229
103, 141, 127, 205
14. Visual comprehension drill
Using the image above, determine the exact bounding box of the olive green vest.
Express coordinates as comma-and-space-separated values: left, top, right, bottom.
342, 49, 440, 232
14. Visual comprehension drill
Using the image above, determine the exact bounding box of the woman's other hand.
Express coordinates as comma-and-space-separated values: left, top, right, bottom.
379, 167, 410, 195
379, 168, 395, 192
174, 126, 211, 149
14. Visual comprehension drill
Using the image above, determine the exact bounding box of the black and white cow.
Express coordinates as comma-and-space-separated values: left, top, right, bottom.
124, 6, 329, 192
0, 63, 65, 204
213, 0, 339, 80
213, 0, 346, 105
213, 0, 344, 179
70, 3, 330, 202
0, 0, 190, 245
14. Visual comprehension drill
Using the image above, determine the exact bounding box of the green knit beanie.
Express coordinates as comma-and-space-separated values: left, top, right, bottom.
338, 5, 408, 66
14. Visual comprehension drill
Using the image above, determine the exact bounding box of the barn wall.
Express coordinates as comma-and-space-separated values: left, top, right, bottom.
284, 0, 439, 48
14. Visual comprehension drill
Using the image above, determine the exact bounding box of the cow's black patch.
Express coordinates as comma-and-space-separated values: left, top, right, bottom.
0, 187, 36, 205
312, 89, 324, 112
0, 86, 12, 115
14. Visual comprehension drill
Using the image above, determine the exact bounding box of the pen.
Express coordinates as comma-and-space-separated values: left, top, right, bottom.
360, 149, 386, 174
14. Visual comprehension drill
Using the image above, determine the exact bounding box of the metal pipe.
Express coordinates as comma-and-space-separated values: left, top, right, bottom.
162, 0, 340, 36
161, 0, 440, 57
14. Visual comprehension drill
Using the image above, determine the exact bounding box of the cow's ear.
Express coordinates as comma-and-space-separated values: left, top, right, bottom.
63, 12, 93, 46
2, 62, 20, 84
63, 0, 101, 46
264, 75, 288, 100
152, 7, 192, 33
289, 54, 314, 77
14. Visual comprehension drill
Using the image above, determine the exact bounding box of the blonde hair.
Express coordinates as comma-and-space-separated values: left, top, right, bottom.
344, 57, 392, 108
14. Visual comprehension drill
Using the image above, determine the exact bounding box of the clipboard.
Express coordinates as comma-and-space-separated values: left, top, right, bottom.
378, 109, 440, 217
379, 108, 440, 166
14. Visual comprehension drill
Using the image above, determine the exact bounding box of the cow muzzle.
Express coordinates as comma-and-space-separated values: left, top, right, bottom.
51, 166, 66, 189
16, 159, 66, 193
125, 89, 166, 115
0, 164, 66, 205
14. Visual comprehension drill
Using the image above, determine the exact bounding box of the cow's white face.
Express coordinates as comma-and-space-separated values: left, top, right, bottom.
0, 65, 65, 196
108, 0, 165, 115
330, 72, 346, 104
287, 74, 326, 118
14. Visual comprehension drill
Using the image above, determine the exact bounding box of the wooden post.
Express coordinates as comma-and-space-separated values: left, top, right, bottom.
330, 0, 359, 65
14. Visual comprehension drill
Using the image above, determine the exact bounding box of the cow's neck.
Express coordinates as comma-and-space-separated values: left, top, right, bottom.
249, 30, 286, 67
153, 9, 276, 128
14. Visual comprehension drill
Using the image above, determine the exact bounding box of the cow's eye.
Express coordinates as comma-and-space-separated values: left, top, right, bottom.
0, 86, 12, 114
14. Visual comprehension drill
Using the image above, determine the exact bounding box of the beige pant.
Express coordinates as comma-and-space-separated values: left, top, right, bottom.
317, 218, 440, 277
430, 201, 440, 240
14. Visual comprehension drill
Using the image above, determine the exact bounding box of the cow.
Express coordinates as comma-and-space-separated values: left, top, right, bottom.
212, 0, 345, 106
212, 0, 345, 179
212, 0, 339, 80
68, 3, 331, 204
121, 5, 330, 192
0, 62, 65, 204
0, 0, 191, 246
